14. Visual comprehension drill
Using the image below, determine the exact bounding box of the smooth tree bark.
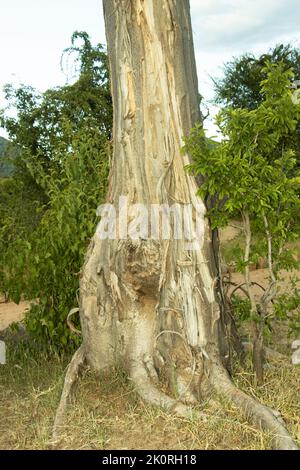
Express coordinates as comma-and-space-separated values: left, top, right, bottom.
52, 0, 298, 450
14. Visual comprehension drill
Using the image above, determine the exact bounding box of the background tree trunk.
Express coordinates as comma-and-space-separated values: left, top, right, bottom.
52, 0, 298, 450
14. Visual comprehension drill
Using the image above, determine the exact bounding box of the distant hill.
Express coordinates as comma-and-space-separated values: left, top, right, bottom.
0, 136, 15, 177
0, 136, 8, 153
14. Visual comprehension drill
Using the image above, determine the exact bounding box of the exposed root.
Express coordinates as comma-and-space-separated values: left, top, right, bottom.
51, 345, 86, 444
211, 360, 299, 450
130, 362, 206, 420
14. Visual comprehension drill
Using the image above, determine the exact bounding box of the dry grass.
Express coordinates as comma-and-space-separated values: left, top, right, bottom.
1, 230, 299, 450
0, 344, 299, 450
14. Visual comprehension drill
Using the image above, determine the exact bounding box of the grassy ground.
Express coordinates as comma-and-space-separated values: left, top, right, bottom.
0, 345, 299, 450
1, 227, 299, 450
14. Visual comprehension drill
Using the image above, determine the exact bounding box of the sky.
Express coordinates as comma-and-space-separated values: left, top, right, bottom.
0, 0, 299, 139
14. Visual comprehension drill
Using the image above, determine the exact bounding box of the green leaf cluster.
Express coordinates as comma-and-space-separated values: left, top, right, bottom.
0, 32, 111, 351
185, 63, 300, 245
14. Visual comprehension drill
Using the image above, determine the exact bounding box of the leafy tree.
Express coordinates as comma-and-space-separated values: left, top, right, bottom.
184, 62, 300, 385
214, 44, 300, 171
0, 32, 111, 350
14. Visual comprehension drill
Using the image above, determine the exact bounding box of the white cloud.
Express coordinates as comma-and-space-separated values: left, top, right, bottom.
190, 0, 300, 49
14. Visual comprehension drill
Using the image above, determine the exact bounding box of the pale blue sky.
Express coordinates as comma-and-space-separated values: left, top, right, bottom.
1, 0, 299, 138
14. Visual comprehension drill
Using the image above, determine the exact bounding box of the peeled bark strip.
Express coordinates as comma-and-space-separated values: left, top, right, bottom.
53, 0, 299, 449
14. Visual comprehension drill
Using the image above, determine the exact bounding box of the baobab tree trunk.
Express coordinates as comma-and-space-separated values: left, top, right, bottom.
52, 0, 298, 450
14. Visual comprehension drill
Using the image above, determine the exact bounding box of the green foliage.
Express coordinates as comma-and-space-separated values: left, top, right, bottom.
185, 62, 300, 232
0, 33, 112, 168
184, 62, 300, 340
0, 136, 16, 177
0, 32, 111, 351
213, 44, 300, 172
231, 296, 251, 325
